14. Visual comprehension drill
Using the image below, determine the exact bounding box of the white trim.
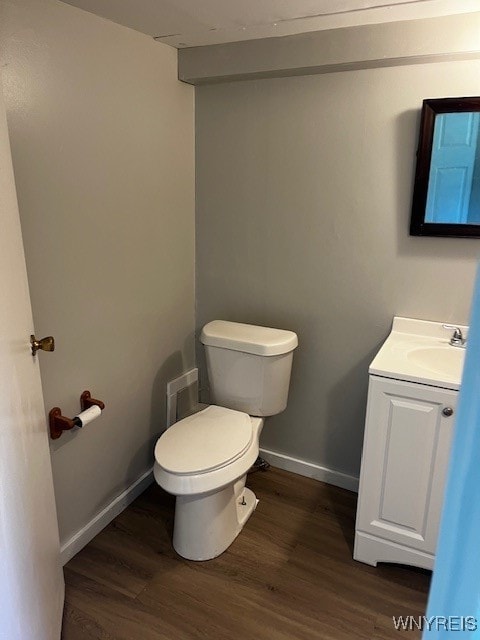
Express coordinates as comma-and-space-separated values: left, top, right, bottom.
166, 368, 198, 427
354, 530, 434, 570
59, 450, 358, 565
60, 467, 154, 566
259, 448, 359, 493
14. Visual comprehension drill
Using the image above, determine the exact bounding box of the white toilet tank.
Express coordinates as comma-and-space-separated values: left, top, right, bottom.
200, 320, 298, 417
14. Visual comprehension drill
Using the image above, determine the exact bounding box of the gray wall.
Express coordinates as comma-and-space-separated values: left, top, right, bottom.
196, 60, 480, 478
179, 12, 480, 85
0, 0, 195, 543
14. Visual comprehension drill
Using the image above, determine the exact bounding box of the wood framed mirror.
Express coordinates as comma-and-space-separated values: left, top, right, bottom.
410, 97, 480, 238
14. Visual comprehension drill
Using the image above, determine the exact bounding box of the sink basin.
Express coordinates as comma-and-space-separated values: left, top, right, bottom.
407, 346, 465, 379
369, 317, 468, 390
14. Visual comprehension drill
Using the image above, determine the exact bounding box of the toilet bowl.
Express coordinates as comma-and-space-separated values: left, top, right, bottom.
154, 405, 264, 560
154, 320, 297, 561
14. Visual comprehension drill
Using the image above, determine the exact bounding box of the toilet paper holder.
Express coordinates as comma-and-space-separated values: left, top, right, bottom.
49, 390, 105, 440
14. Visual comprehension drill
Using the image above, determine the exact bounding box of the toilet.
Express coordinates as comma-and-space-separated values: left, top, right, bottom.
153, 320, 298, 561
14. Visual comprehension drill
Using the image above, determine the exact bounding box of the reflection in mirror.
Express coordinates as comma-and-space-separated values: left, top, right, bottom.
410, 97, 480, 238
425, 113, 480, 224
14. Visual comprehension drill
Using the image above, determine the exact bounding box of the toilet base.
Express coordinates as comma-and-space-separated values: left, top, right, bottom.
172, 482, 258, 561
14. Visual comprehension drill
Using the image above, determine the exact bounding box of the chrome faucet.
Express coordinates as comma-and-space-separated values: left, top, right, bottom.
443, 324, 466, 348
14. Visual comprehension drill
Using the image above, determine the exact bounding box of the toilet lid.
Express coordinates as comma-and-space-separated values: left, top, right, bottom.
155, 405, 253, 475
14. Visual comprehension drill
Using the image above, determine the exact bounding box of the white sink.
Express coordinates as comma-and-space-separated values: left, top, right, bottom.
369, 317, 468, 391
407, 346, 465, 379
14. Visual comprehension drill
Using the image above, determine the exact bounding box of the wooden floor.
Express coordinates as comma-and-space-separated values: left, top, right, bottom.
62, 468, 430, 639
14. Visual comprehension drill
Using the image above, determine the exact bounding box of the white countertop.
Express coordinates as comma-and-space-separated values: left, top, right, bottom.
370, 317, 467, 391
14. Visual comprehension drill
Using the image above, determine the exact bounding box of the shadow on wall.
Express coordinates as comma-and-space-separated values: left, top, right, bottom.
125, 341, 195, 507
394, 107, 420, 260
324, 346, 379, 480
196, 332, 210, 405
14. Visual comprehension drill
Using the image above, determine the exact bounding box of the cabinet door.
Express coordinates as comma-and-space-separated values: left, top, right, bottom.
356, 376, 457, 555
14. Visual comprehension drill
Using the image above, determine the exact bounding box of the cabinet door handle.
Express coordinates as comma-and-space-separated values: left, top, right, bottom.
442, 407, 454, 417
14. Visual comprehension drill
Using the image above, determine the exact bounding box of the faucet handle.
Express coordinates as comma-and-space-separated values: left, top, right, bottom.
443, 324, 465, 346
442, 324, 463, 338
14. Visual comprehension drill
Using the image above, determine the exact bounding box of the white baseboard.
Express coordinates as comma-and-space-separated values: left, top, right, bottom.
259, 447, 359, 493
60, 452, 357, 565
60, 467, 154, 566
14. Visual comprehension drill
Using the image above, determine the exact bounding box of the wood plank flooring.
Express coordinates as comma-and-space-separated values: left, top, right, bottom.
62, 468, 430, 639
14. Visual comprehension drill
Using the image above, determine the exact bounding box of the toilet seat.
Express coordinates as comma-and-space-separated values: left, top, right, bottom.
155, 405, 253, 475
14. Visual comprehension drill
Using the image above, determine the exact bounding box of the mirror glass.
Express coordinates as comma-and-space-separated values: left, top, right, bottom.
410, 97, 480, 238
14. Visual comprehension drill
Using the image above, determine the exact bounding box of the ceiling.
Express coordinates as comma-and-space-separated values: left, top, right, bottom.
60, 0, 480, 48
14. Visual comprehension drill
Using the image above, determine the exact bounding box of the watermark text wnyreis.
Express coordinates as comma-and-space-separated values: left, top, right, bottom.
392, 616, 477, 632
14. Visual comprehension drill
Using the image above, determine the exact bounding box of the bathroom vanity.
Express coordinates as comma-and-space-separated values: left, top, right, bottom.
354, 317, 466, 570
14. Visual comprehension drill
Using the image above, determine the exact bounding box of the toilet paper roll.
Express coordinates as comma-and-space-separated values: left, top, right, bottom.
74, 405, 101, 427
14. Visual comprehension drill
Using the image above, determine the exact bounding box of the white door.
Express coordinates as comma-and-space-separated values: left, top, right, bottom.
356, 376, 456, 555
0, 78, 64, 639
425, 112, 480, 223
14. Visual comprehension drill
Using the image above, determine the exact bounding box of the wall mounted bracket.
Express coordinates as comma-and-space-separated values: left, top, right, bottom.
49, 390, 105, 440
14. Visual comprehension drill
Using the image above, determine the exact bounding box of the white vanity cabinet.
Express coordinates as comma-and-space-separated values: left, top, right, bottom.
353, 316, 466, 569
354, 375, 457, 570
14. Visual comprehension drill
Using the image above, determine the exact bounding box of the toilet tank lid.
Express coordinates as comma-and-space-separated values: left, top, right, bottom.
200, 320, 298, 356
